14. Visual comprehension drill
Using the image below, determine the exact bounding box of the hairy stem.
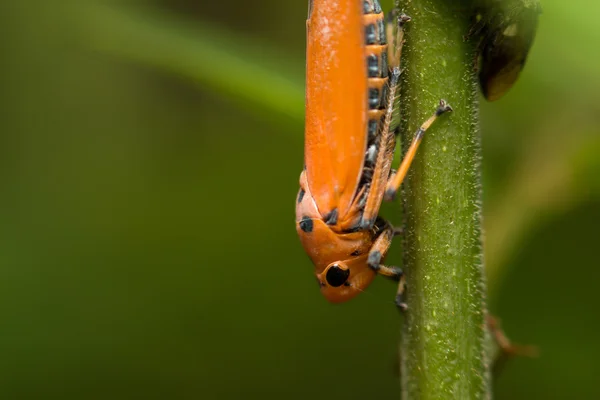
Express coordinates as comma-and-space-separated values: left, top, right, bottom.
397, 0, 490, 398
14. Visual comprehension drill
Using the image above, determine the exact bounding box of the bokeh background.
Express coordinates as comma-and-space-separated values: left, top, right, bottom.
1, 0, 599, 398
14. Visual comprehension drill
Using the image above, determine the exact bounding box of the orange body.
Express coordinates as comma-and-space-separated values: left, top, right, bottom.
298, 0, 393, 302
297, 0, 451, 304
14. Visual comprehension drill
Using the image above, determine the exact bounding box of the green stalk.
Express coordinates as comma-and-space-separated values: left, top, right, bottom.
397, 0, 490, 398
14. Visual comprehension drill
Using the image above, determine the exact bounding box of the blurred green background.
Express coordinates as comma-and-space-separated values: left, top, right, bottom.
1, 0, 599, 398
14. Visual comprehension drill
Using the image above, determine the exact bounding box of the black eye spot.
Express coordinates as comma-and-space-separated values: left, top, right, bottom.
297, 189, 305, 204
350, 250, 361, 256
326, 264, 350, 287
299, 216, 313, 233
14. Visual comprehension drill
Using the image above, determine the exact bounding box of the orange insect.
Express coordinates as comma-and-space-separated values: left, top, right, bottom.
296, 0, 452, 308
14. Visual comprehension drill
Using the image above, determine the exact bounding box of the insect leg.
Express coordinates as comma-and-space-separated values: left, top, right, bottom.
366, 221, 407, 311
395, 276, 407, 312
384, 100, 453, 201
366, 222, 400, 279
358, 67, 401, 230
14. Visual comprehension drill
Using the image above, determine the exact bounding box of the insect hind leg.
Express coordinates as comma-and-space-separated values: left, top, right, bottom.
356, 67, 402, 230
384, 100, 453, 201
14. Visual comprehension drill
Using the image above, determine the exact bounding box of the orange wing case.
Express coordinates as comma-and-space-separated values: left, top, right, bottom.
305, 0, 367, 222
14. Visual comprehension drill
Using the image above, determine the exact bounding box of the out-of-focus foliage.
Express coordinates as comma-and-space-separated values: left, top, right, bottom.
473, 0, 541, 101
0, 0, 598, 399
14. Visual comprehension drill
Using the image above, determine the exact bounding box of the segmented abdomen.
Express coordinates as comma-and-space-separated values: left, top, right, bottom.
350, 0, 391, 225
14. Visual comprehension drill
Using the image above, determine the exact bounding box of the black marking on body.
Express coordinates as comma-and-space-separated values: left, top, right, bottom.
367, 54, 379, 78
299, 216, 313, 233
324, 208, 338, 225
360, 168, 373, 183
368, 250, 382, 270
365, 144, 377, 166
369, 88, 380, 108
368, 120, 378, 141
297, 189, 305, 204
365, 24, 377, 45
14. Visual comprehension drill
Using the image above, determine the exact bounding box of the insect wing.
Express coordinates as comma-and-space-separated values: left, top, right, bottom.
305, 0, 367, 220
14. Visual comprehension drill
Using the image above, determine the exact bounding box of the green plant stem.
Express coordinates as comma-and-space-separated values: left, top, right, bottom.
398, 1, 489, 399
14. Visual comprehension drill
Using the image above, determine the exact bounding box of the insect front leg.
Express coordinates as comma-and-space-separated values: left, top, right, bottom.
366, 220, 407, 311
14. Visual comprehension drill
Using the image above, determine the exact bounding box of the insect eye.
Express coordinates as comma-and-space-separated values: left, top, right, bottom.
325, 264, 350, 287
